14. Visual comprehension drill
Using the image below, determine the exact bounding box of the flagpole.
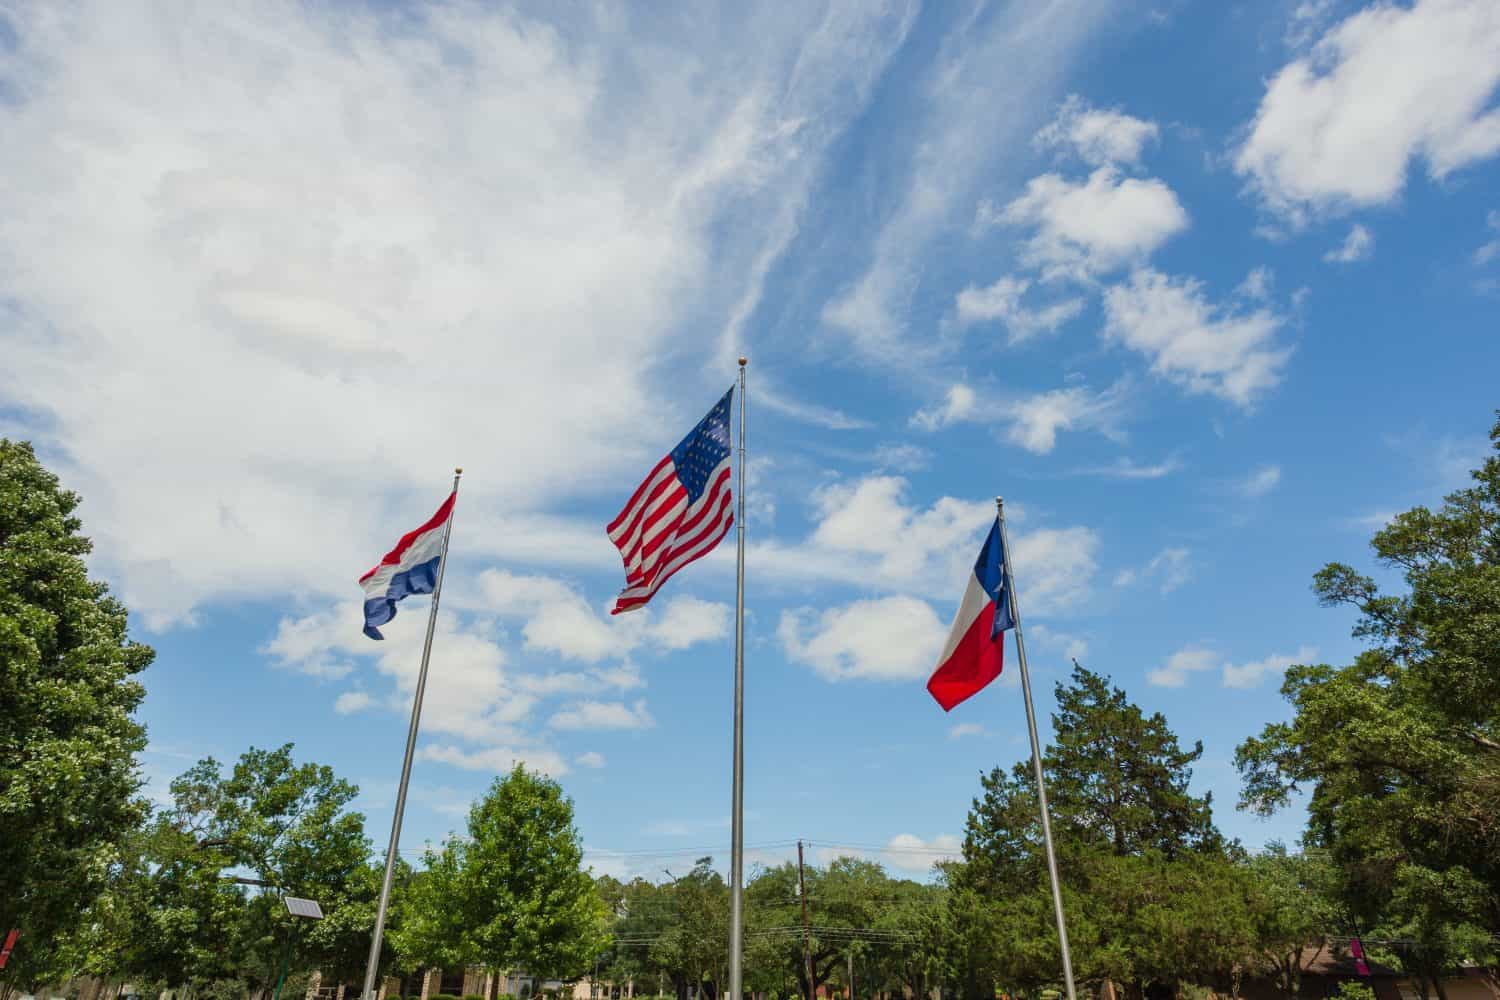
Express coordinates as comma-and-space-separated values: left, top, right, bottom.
361, 469, 462, 1000
727, 357, 748, 1000
996, 497, 1077, 1000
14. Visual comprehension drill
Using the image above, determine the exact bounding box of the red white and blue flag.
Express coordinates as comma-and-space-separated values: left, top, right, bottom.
608, 388, 734, 615
359, 492, 455, 639
927, 518, 1013, 711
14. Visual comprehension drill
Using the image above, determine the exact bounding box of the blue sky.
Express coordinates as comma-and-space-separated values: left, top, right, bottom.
3, 0, 1499, 881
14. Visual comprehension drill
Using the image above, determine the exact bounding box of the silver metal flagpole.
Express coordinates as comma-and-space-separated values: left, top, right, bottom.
727, 357, 748, 1000
996, 496, 1077, 1000
361, 468, 463, 1000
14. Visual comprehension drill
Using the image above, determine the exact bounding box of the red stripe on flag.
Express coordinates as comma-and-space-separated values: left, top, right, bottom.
607, 456, 674, 535
618, 488, 689, 583
925, 603, 1004, 712
610, 470, 682, 556
611, 491, 733, 614
358, 492, 456, 584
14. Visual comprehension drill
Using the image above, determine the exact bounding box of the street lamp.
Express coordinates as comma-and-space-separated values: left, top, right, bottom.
272, 896, 324, 1000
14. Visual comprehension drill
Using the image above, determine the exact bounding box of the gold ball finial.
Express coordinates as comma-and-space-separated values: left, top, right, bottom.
738, 355, 748, 367
455, 467, 464, 475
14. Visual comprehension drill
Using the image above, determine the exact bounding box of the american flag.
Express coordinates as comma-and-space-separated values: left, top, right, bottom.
608, 388, 734, 614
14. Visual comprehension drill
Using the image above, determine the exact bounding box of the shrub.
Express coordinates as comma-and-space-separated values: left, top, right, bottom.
432, 993, 462, 1000
1335, 984, 1376, 1000
465, 994, 486, 1000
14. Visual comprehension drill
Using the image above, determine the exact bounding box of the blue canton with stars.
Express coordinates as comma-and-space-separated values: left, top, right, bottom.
669, 387, 733, 503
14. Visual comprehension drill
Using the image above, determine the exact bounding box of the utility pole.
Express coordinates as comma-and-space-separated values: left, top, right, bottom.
797, 841, 815, 1000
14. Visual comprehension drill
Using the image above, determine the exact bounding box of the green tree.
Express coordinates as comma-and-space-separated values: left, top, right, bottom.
0, 440, 152, 996
399, 766, 608, 982
164, 745, 378, 992
955, 664, 1246, 1000
1236, 415, 1500, 996
1241, 845, 1339, 998
1047, 664, 1221, 857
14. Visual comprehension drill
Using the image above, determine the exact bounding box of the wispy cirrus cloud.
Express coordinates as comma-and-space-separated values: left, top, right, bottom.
822, 0, 1128, 357
0, 0, 924, 629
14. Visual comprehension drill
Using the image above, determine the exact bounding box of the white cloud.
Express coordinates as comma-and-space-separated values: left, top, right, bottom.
821, 0, 1119, 355
1102, 269, 1292, 407
805, 833, 963, 875
1286, 0, 1341, 50
872, 442, 932, 472
1222, 644, 1318, 689
910, 384, 978, 431
576, 751, 607, 769
479, 570, 618, 663
1076, 455, 1181, 479
333, 690, 373, 715
1005, 382, 1130, 454
1009, 526, 1101, 613
642, 595, 733, 651
0, 2, 922, 627
985, 167, 1189, 279
1114, 547, 1192, 595
477, 570, 729, 662
808, 476, 993, 586
948, 722, 986, 740
549, 699, 656, 731
1238, 464, 1283, 497
1147, 645, 1218, 687
265, 602, 534, 747
747, 475, 1100, 615
1238, 267, 1276, 302
514, 672, 597, 697
589, 665, 646, 691
911, 380, 1129, 455
419, 744, 571, 778
1324, 224, 1375, 263
1028, 624, 1089, 662
514, 665, 642, 697
755, 383, 874, 431
954, 275, 1085, 343
1475, 209, 1500, 265
1149, 548, 1192, 594
1350, 509, 1400, 531
1035, 95, 1160, 166
1237, 0, 1500, 219
778, 596, 946, 682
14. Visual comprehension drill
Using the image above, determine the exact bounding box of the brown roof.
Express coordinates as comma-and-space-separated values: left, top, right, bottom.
1296, 942, 1400, 979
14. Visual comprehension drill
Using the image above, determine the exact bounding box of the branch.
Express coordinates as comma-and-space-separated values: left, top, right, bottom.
1466, 732, 1500, 754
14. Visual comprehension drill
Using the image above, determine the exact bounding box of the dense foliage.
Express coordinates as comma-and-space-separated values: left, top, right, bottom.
0, 441, 152, 995
395, 766, 608, 982
1236, 415, 1500, 998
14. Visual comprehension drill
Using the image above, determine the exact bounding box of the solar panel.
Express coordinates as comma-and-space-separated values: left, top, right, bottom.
284, 897, 324, 919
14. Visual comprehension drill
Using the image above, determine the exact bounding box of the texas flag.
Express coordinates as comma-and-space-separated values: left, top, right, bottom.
927, 518, 1013, 711
359, 492, 455, 640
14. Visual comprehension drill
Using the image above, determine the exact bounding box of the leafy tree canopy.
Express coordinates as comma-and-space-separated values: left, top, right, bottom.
0, 440, 152, 991
1236, 413, 1500, 992
398, 765, 607, 982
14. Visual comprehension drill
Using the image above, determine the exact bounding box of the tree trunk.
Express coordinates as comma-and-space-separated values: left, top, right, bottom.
1432, 974, 1449, 1000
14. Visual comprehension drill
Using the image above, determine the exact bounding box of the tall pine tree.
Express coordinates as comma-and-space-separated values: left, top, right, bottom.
955, 664, 1241, 1000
